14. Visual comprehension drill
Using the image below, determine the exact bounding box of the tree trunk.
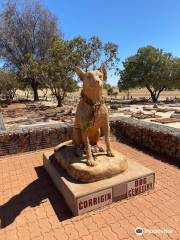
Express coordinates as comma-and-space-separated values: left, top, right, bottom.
150, 92, 157, 103
5, 95, 11, 105
145, 85, 164, 103
127, 90, 130, 99
148, 90, 164, 103
156, 89, 164, 101
57, 96, 63, 107
56, 90, 66, 107
31, 81, 39, 101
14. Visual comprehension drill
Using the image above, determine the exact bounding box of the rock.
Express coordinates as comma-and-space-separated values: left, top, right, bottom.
143, 106, 154, 111
1, 104, 8, 108
131, 111, 161, 119
153, 104, 158, 108
175, 109, 180, 114
0, 112, 5, 130
156, 107, 176, 112
110, 104, 119, 110
151, 118, 180, 124
51, 117, 60, 121
171, 113, 180, 119
54, 140, 128, 183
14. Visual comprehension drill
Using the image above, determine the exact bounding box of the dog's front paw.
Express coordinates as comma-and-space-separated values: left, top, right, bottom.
107, 151, 115, 157
87, 159, 97, 167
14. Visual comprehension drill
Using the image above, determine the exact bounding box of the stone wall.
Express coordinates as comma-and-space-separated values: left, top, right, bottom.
0, 117, 179, 160
0, 123, 73, 156
110, 117, 180, 160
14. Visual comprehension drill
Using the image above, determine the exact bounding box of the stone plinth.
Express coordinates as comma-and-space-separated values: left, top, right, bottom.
43, 150, 155, 216
54, 140, 128, 183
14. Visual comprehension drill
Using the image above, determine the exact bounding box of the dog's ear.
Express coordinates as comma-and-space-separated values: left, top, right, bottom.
99, 64, 107, 81
75, 66, 85, 81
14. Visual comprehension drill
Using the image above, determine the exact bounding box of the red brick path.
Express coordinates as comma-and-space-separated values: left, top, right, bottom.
0, 142, 180, 240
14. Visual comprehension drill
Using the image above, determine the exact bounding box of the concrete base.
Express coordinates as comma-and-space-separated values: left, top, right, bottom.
43, 150, 155, 216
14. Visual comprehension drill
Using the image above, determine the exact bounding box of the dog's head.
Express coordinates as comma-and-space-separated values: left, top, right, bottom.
75, 65, 107, 91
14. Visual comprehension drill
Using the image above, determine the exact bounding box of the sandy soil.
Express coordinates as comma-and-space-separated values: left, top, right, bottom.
1, 87, 180, 130
110, 103, 180, 129
1, 100, 180, 130
1, 102, 75, 129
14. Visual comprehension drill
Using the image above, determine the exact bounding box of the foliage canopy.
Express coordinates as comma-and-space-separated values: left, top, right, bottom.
118, 46, 174, 102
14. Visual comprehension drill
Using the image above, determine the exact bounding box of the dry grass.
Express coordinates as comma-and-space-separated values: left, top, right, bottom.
70, 87, 180, 100
16, 87, 180, 100
109, 88, 180, 100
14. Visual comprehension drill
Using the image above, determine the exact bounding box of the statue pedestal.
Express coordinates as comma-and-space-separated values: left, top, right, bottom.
54, 140, 128, 183
43, 148, 155, 216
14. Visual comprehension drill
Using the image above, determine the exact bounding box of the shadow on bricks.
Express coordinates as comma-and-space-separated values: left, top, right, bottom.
0, 166, 72, 228
115, 139, 180, 169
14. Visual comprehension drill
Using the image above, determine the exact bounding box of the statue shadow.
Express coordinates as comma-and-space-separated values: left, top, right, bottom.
0, 166, 72, 229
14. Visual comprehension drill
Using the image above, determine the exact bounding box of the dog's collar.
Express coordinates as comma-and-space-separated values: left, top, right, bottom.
81, 91, 104, 109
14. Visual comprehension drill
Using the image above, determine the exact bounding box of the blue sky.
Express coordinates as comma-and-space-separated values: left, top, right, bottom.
42, 0, 180, 85
1, 0, 180, 85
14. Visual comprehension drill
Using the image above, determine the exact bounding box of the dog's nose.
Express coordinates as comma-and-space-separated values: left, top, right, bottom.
95, 79, 100, 83
95, 79, 102, 87
95, 80, 101, 85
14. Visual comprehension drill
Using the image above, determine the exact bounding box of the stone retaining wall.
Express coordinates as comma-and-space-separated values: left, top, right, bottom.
110, 117, 180, 160
0, 117, 179, 160
0, 123, 73, 156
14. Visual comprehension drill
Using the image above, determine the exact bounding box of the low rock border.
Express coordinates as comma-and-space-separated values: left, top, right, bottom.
0, 117, 179, 160
0, 123, 73, 156
110, 116, 180, 160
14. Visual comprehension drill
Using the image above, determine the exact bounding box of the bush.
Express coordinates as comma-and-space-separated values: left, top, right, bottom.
0, 70, 18, 103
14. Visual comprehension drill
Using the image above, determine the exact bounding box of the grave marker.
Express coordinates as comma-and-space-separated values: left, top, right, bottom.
0, 112, 5, 130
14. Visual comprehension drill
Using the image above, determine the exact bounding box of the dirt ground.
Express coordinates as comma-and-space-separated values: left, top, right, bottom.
0, 87, 180, 130
1, 100, 180, 130
0, 102, 75, 129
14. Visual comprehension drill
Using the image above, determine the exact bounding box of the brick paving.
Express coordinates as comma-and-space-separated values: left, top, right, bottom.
0, 142, 180, 240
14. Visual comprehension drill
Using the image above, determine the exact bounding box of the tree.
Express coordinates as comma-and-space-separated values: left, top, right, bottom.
118, 46, 174, 102
172, 58, 180, 89
40, 37, 79, 107
19, 54, 44, 100
69, 36, 119, 73
0, 0, 59, 101
0, 68, 18, 103
105, 84, 114, 96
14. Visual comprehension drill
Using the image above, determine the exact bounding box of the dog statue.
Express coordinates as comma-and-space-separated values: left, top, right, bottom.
73, 65, 114, 167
